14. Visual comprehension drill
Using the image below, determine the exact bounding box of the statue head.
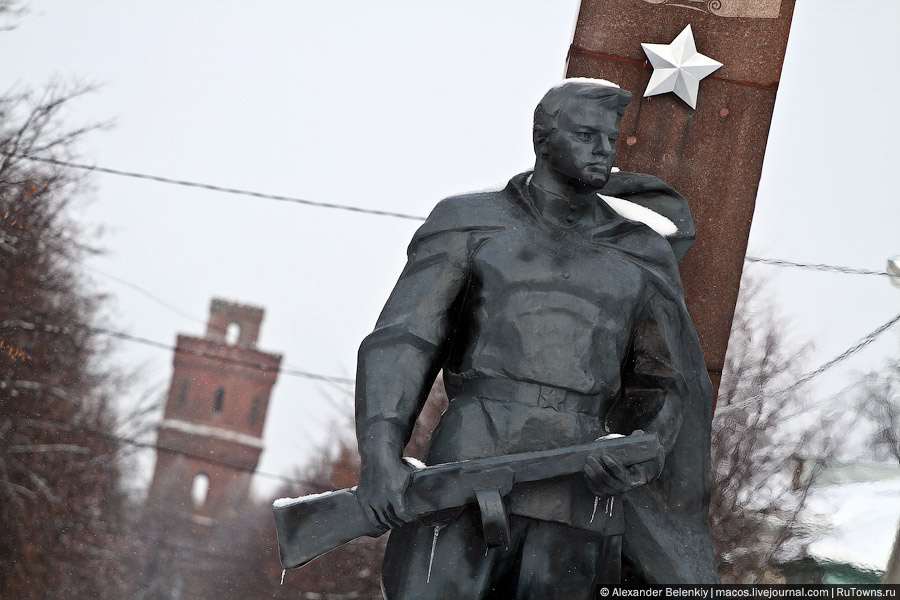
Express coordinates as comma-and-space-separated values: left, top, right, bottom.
533, 79, 632, 191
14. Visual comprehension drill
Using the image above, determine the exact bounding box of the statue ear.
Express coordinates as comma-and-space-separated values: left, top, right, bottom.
533, 129, 549, 157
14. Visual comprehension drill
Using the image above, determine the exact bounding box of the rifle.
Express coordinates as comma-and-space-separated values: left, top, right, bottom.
273, 432, 658, 570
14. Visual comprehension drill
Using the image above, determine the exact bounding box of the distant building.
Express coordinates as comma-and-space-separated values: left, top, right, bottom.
780, 460, 900, 584
145, 299, 282, 598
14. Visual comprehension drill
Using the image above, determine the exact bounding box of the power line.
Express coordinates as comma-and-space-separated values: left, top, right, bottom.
744, 256, 890, 277
14, 153, 894, 280
5, 307, 355, 386
32, 237, 207, 327
14, 154, 428, 221
715, 310, 900, 417
91, 325, 356, 385
8, 258, 893, 392
12, 407, 323, 488
75, 258, 207, 325
10, 306, 356, 416
34, 241, 355, 392
789, 311, 900, 390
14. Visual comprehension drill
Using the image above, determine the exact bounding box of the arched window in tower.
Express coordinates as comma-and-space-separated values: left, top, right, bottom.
175, 379, 189, 409
249, 396, 262, 425
213, 388, 225, 413
225, 322, 240, 345
191, 473, 210, 508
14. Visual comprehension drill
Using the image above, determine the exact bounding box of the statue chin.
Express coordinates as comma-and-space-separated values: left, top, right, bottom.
576, 166, 612, 188
588, 174, 610, 187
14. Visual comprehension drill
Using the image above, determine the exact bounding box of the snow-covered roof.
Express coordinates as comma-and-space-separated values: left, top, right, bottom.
804, 462, 900, 572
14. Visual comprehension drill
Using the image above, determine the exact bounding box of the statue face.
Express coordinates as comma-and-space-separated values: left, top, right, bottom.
544, 97, 621, 189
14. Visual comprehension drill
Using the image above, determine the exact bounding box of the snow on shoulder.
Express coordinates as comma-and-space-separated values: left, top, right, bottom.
404, 456, 427, 470
600, 194, 678, 237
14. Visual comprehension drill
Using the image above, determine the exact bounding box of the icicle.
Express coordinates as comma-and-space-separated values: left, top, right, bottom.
280, 569, 285, 586
590, 496, 599, 523
426, 525, 445, 584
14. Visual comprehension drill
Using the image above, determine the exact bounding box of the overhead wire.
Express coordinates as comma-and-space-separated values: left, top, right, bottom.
11, 407, 324, 488
15, 152, 895, 282
744, 256, 890, 277
33, 238, 354, 394
10, 151, 899, 412
714, 310, 900, 417
13, 152, 897, 281
2, 305, 355, 386
91, 325, 355, 385
13, 299, 900, 420
75, 258, 207, 325
13, 154, 428, 221
15, 150, 896, 507
787, 312, 900, 390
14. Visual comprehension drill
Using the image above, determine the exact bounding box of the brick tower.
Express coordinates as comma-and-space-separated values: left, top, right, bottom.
145, 299, 282, 598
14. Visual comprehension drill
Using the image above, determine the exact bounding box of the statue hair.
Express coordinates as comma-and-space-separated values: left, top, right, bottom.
533, 79, 632, 137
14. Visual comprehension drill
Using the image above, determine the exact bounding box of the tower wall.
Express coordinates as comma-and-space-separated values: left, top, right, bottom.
144, 298, 283, 597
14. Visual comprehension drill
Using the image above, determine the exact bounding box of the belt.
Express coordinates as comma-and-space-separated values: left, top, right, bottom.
459, 377, 603, 416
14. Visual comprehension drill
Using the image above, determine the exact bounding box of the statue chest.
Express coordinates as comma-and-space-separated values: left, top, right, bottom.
469, 226, 647, 314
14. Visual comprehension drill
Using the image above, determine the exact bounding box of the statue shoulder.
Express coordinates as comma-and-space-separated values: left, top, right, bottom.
603, 171, 696, 262
414, 187, 512, 242
606, 170, 672, 192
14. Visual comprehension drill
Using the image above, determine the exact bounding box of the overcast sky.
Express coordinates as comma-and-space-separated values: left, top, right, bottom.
2, 0, 898, 501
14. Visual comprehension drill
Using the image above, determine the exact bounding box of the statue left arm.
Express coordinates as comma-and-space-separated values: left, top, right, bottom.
584, 286, 688, 496
620, 286, 688, 453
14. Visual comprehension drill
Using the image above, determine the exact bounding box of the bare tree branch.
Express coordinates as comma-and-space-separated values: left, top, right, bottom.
711, 273, 838, 583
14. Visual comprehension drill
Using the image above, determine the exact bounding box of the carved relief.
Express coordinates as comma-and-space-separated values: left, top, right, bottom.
642, 0, 781, 18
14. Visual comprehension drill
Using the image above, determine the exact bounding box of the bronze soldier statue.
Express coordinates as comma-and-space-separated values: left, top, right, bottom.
354, 78, 719, 597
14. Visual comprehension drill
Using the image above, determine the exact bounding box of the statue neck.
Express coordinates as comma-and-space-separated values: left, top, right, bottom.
529, 163, 618, 228
530, 161, 598, 205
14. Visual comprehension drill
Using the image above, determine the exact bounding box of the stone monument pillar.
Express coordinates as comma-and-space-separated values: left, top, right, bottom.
566, 0, 796, 398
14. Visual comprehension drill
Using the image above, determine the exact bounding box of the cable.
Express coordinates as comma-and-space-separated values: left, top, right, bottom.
32, 240, 354, 393
13, 154, 428, 222
788, 312, 900, 390
715, 311, 900, 417
90, 325, 353, 384
3, 306, 355, 386
75, 258, 207, 325
12, 154, 893, 279
94, 325, 355, 386
11, 407, 326, 488
745, 256, 890, 277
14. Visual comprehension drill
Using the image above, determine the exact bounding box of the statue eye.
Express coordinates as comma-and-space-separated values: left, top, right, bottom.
574, 132, 593, 141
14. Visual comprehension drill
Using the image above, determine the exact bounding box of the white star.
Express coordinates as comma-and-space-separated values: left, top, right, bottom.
641, 24, 722, 109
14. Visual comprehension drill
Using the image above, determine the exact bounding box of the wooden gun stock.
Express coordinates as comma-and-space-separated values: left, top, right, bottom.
273, 432, 658, 569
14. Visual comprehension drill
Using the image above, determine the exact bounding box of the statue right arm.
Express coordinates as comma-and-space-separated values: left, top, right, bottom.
354, 200, 475, 529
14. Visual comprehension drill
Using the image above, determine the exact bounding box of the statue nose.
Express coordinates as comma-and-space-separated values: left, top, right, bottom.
594, 136, 613, 155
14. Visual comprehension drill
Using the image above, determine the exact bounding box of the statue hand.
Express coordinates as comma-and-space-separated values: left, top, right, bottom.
357, 458, 415, 530
582, 432, 665, 497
